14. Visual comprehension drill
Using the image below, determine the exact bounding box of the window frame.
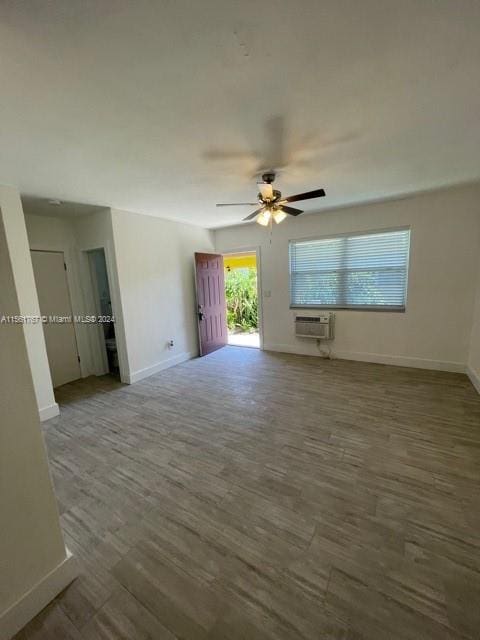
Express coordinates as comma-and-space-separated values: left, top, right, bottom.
288, 226, 411, 312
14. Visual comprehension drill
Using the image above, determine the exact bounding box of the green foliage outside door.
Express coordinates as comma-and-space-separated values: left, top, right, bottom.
225, 267, 258, 332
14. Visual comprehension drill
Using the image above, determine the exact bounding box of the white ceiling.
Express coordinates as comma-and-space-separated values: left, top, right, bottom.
21, 196, 104, 218
1, 1, 479, 229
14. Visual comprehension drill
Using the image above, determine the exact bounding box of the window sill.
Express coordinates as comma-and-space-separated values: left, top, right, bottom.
290, 305, 406, 313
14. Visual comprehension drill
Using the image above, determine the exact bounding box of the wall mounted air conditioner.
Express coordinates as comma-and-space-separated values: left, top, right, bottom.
294, 313, 334, 340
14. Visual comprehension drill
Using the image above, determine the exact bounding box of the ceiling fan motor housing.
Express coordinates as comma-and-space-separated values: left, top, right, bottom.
262, 171, 276, 184
258, 188, 282, 204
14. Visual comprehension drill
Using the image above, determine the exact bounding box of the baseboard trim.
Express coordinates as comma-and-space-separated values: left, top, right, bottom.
263, 343, 465, 373
126, 351, 195, 384
0, 550, 77, 640
467, 365, 480, 394
38, 402, 60, 422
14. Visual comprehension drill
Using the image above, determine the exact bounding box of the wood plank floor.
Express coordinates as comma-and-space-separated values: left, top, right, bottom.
15, 346, 480, 640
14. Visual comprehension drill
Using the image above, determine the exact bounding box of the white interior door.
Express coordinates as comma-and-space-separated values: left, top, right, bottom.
31, 250, 81, 388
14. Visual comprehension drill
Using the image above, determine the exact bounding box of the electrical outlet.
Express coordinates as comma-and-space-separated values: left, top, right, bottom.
167, 339, 174, 349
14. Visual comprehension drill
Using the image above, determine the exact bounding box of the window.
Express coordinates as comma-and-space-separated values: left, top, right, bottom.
289, 228, 410, 310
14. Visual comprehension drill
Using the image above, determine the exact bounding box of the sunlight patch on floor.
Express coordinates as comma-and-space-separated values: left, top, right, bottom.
228, 332, 260, 348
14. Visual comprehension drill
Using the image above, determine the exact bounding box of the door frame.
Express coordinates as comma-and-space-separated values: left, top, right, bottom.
221, 246, 264, 350
86, 249, 110, 376
79, 243, 128, 381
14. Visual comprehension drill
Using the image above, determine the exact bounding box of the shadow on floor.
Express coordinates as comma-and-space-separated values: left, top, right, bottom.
54, 374, 125, 407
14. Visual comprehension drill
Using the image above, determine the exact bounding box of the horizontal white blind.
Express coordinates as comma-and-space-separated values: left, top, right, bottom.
289, 228, 410, 310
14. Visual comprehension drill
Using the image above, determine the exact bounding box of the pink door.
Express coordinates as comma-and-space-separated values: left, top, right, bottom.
195, 252, 227, 356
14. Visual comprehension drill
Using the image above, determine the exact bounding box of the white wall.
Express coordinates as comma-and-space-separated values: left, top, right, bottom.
0, 187, 58, 421
110, 209, 214, 382
24, 209, 130, 383
468, 255, 480, 391
0, 205, 76, 639
215, 183, 480, 372
24, 207, 213, 387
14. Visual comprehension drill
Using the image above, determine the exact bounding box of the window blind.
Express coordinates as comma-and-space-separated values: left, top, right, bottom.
289, 228, 410, 310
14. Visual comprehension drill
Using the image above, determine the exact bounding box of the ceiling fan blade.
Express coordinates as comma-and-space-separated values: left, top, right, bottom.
257, 182, 273, 200
216, 202, 258, 207
280, 205, 303, 216
243, 207, 264, 221
281, 188, 326, 204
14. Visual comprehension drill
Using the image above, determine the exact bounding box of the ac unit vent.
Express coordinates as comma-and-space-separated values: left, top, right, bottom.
294, 313, 334, 339
295, 316, 321, 323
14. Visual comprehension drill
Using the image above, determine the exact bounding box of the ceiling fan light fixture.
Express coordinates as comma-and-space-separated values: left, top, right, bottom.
220, 171, 326, 226
273, 208, 287, 224
256, 209, 271, 226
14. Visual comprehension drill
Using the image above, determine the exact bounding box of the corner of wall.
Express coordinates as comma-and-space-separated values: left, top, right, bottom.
467, 366, 480, 394
0, 186, 57, 420
38, 402, 60, 422
0, 193, 77, 638
0, 552, 77, 640
105, 208, 132, 383
466, 215, 480, 395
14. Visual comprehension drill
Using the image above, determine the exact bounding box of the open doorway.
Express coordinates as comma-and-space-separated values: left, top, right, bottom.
87, 248, 119, 377
224, 251, 260, 348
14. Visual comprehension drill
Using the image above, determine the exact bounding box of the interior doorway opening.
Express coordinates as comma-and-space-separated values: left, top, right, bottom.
224, 252, 260, 349
87, 248, 119, 377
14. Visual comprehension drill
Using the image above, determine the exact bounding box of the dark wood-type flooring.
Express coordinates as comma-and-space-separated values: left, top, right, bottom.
15, 347, 480, 639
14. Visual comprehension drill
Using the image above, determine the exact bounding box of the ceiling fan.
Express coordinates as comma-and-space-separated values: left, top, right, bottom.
216, 172, 326, 226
